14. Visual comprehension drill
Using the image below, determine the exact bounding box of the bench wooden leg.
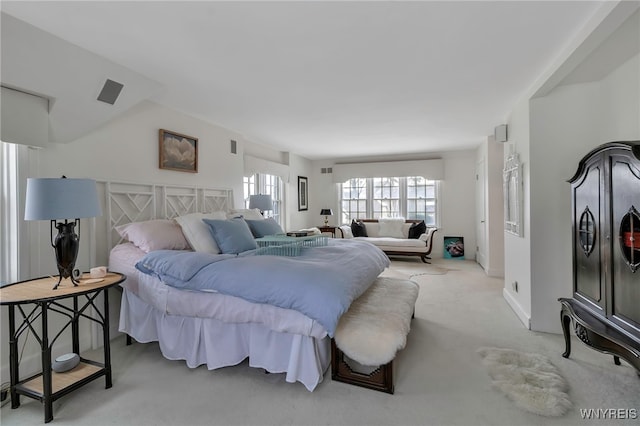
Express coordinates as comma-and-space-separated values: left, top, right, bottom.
331, 339, 394, 394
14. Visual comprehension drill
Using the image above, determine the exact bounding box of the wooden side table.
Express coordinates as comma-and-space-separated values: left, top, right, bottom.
318, 226, 337, 237
0, 272, 125, 423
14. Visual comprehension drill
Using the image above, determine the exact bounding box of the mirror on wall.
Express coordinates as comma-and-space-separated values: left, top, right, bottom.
504, 153, 523, 237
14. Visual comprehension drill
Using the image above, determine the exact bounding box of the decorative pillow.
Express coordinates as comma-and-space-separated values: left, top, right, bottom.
227, 208, 264, 221
115, 219, 190, 253
408, 220, 427, 239
245, 218, 284, 238
351, 220, 368, 237
203, 218, 258, 254
378, 217, 406, 238
175, 212, 227, 253
339, 225, 354, 239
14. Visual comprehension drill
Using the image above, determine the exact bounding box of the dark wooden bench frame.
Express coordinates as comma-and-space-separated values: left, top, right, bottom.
331, 339, 395, 393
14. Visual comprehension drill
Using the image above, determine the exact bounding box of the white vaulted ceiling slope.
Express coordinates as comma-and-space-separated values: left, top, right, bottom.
1, 1, 608, 159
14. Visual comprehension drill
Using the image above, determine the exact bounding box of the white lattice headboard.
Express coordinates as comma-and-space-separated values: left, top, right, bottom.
102, 181, 234, 249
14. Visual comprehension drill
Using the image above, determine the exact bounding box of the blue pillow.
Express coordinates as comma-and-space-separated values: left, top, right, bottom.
246, 218, 284, 238
203, 218, 258, 254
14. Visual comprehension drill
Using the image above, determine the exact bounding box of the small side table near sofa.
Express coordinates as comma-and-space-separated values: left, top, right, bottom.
0, 272, 125, 423
317, 226, 337, 237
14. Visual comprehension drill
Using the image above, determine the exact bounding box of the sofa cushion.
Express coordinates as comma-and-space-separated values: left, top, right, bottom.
356, 237, 427, 252
408, 220, 426, 239
351, 220, 368, 237
378, 218, 406, 238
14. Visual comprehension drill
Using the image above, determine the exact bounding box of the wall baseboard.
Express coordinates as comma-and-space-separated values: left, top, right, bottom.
486, 267, 504, 278
503, 288, 531, 329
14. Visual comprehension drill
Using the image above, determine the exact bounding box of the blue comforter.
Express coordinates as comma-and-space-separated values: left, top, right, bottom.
135, 239, 389, 337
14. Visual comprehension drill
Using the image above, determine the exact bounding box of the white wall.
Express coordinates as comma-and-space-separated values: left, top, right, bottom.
503, 52, 640, 334
286, 153, 314, 231
242, 141, 315, 232
599, 54, 640, 140
476, 137, 504, 277
503, 98, 533, 328
438, 150, 477, 260
32, 100, 246, 205
529, 53, 639, 333
311, 149, 478, 260
529, 83, 601, 333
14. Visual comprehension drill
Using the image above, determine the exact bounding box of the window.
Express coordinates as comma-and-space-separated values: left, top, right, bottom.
340, 176, 438, 226
372, 177, 400, 218
406, 176, 437, 224
243, 173, 283, 225
341, 178, 367, 223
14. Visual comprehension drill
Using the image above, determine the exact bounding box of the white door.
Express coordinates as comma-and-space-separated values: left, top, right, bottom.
476, 159, 487, 269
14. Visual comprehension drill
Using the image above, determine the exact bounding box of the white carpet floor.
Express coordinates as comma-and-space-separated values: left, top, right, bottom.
1, 258, 638, 426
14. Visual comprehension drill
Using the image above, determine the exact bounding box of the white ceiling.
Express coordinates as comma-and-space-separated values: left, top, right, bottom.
1, 1, 606, 160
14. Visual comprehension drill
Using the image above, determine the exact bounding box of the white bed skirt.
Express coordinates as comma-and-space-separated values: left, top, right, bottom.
119, 289, 331, 391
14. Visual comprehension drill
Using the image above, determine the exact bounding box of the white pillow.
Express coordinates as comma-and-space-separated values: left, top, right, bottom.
339, 225, 354, 239
115, 219, 190, 252
175, 211, 227, 253
227, 208, 264, 221
378, 217, 406, 238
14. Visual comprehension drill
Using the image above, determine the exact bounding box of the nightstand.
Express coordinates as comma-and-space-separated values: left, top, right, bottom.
0, 272, 125, 423
318, 226, 337, 237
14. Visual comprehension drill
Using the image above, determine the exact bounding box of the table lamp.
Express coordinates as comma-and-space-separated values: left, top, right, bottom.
249, 194, 273, 216
24, 177, 102, 289
320, 208, 333, 226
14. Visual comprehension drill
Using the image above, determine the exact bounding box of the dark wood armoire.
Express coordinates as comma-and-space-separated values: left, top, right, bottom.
560, 141, 640, 374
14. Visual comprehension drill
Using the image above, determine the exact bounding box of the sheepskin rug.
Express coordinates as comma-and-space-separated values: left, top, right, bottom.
334, 277, 419, 366
477, 347, 572, 417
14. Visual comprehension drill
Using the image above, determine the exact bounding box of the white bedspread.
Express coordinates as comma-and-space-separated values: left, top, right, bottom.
109, 243, 331, 390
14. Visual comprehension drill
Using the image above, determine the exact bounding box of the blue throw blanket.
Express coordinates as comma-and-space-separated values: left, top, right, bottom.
136, 239, 389, 337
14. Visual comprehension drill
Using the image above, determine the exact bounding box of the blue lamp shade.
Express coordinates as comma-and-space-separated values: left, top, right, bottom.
25, 178, 101, 220
24, 177, 101, 289
249, 194, 273, 212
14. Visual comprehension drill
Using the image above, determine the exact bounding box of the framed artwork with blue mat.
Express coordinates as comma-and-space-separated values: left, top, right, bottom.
444, 236, 464, 259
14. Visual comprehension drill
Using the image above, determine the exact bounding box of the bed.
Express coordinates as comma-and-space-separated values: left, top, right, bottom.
106, 181, 389, 391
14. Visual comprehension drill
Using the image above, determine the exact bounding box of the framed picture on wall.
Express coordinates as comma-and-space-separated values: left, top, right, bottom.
159, 129, 198, 173
298, 176, 308, 211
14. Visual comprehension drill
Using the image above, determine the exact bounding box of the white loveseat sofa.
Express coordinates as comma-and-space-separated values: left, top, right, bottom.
337, 219, 437, 263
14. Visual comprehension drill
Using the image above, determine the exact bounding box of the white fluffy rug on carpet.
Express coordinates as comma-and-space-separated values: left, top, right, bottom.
477, 347, 572, 417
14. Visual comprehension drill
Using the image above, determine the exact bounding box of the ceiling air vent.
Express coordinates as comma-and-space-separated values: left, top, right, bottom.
97, 79, 124, 105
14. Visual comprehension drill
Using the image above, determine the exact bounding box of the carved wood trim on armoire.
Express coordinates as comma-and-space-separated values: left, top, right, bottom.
559, 141, 640, 375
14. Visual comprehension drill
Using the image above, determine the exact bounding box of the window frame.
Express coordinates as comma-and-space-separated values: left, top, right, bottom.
1, 141, 30, 284
340, 176, 439, 226
243, 173, 284, 225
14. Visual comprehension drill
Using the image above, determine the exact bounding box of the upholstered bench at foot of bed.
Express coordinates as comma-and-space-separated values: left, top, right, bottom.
331, 277, 419, 394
